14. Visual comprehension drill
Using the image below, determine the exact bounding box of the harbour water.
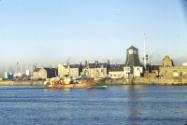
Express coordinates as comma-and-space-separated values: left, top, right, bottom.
0, 85, 187, 125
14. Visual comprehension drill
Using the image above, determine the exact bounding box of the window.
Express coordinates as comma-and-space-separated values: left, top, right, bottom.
128, 49, 133, 54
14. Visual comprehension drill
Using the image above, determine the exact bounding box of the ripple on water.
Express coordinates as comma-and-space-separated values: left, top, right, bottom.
0, 86, 187, 125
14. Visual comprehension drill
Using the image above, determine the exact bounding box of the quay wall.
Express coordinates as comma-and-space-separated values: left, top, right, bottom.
105, 77, 187, 85
1, 78, 187, 87
0, 80, 44, 86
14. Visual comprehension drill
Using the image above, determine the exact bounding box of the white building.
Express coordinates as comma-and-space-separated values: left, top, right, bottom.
124, 66, 143, 78
182, 62, 187, 66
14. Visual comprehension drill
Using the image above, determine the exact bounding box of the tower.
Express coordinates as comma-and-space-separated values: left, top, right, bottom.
124, 46, 143, 79
125, 46, 141, 66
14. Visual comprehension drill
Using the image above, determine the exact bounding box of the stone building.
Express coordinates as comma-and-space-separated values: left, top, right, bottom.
58, 64, 82, 78
160, 66, 187, 79
58, 64, 66, 77
108, 64, 125, 79
162, 56, 174, 67
32, 67, 58, 80
159, 56, 187, 79
124, 46, 143, 78
69, 64, 82, 78
82, 61, 109, 79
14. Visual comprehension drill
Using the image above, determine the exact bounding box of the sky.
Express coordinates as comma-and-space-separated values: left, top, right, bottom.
0, 0, 187, 69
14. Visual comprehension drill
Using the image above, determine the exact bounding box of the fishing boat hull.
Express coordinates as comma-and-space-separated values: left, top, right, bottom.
44, 79, 94, 89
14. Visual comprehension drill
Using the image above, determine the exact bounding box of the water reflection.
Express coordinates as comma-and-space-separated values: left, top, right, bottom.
44, 88, 72, 92
125, 85, 143, 125
123, 85, 144, 91
62, 88, 71, 92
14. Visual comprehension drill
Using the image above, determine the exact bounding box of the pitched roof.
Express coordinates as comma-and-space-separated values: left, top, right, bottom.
33, 68, 41, 72
128, 45, 138, 50
33, 67, 58, 73
88, 63, 108, 68
44, 68, 57, 72
150, 65, 161, 70
69, 64, 81, 68
109, 64, 125, 72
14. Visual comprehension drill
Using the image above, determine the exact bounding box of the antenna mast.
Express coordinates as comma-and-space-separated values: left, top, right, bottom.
144, 33, 148, 70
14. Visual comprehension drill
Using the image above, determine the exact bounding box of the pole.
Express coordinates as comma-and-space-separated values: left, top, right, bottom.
144, 33, 147, 70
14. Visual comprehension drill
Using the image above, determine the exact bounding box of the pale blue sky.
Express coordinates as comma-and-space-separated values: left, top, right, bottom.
0, 0, 187, 66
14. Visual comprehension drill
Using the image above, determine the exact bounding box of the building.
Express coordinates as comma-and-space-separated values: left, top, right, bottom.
69, 64, 82, 78
144, 64, 160, 78
4, 72, 13, 80
82, 61, 109, 79
124, 46, 143, 78
182, 62, 187, 66
32, 67, 58, 80
58, 64, 82, 78
159, 56, 187, 79
108, 64, 125, 79
25, 69, 30, 76
162, 56, 174, 67
58, 64, 67, 77
4, 72, 9, 80
13, 72, 23, 80
160, 66, 187, 79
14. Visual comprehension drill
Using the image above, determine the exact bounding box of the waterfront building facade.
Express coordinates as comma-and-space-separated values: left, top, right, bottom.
3, 72, 13, 80
182, 62, 187, 66
159, 56, 187, 79
58, 64, 82, 78
160, 66, 187, 79
58, 64, 66, 78
69, 64, 82, 78
32, 67, 58, 80
108, 64, 125, 79
82, 61, 109, 79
